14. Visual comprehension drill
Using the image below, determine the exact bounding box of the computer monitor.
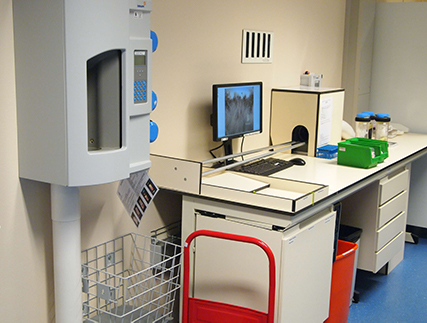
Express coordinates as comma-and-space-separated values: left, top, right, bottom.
212, 81, 263, 162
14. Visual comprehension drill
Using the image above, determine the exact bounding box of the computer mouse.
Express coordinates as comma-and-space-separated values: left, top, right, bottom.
289, 157, 306, 166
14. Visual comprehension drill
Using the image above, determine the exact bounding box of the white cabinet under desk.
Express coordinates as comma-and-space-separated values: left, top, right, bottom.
182, 195, 337, 323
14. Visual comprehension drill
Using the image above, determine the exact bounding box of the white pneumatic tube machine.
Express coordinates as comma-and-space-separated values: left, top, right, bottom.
13, 0, 154, 187
13, 1, 156, 322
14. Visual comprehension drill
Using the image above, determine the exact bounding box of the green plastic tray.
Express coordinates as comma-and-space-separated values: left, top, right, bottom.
337, 138, 389, 168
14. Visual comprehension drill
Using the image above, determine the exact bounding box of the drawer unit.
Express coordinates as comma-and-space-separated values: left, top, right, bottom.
376, 212, 405, 251
378, 191, 408, 228
341, 166, 410, 273
379, 169, 409, 204
374, 231, 405, 273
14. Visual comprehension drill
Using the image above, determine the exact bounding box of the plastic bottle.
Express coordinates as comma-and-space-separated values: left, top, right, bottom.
355, 113, 371, 138
375, 113, 391, 141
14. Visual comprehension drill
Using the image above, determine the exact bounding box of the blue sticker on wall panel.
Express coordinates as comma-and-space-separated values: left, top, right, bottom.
150, 120, 159, 142
152, 91, 157, 111
151, 30, 158, 52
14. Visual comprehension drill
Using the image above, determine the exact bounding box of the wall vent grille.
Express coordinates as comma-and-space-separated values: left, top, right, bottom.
241, 29, 273, 64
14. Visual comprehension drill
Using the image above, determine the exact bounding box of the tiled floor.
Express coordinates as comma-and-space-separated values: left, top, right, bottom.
348, 238, 427, 322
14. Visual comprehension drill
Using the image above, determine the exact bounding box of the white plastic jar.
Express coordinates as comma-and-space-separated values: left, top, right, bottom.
362, 111, 376, 139
355, 113, 371, 138
375, 113, 391, 141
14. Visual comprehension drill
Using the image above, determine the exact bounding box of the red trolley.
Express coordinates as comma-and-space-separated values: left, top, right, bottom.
182, 230, 276, 323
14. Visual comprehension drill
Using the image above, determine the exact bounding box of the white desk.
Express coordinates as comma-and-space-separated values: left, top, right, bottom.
152, 133, 427, 225
270, 134, 427, 195
150, 133, 427, 322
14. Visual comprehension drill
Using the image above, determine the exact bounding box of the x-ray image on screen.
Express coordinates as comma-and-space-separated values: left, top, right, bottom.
224, 87, 254, 136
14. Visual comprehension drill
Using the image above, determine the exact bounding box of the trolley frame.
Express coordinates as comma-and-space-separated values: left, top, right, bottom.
182, 229, 276, 323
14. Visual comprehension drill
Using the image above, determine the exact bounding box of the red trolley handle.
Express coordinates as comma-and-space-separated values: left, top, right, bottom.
182, 229, 276, 323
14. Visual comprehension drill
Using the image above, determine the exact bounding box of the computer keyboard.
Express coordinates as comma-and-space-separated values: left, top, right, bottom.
230, 157, 293, 176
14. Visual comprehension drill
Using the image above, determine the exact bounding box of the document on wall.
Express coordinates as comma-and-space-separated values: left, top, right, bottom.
117, 170, 159, 227
317, 97, 333, 147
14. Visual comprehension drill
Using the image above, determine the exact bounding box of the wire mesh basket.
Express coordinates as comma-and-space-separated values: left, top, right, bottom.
150, 222, 181, 247
81, 232, 182, 323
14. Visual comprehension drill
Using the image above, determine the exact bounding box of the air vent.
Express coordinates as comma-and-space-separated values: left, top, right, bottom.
241, 29, 273, 64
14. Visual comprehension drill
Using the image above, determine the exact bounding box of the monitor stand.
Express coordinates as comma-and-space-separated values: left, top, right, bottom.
212, 139, 237, 168
223, 139, 235, 164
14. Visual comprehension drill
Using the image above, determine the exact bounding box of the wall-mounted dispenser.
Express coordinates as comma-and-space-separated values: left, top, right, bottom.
13, 0, 153, 187
270, 87, 344, 157
13, 1, 155, 322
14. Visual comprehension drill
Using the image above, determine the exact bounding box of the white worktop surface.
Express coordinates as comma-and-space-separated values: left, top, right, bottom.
270, 133, 427, 195
151, 133, 427, 219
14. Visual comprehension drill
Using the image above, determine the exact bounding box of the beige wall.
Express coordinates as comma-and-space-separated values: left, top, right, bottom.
342, 0, 426, 124
378, 0, 427, 2
150, 0, 347, 160
0, 0, 346, 321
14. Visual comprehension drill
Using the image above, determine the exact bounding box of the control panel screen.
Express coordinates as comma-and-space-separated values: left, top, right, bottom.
134, 50, 148, 104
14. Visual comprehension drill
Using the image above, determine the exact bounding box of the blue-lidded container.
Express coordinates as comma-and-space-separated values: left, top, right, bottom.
355, 113, 371, 138
375, 113, 391, 141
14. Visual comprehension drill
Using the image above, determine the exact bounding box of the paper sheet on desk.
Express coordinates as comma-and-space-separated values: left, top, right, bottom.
257, 187, 306, 199
202, 172, 270, 192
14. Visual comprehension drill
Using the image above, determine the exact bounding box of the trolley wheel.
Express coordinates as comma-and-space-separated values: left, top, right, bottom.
353, 290, 360, 303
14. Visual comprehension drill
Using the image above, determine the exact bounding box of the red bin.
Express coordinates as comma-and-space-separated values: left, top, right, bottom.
325, 240, 358, 323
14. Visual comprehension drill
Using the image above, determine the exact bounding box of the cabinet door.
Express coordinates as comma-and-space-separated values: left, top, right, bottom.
278, 209, 336, 323
192, 209, 336, 323
193, 215, 283, 316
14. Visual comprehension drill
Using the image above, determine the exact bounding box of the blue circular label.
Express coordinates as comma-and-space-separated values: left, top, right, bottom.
150, 30, 158, 52
150, 120, 159, 142
152, 91, 157, 111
